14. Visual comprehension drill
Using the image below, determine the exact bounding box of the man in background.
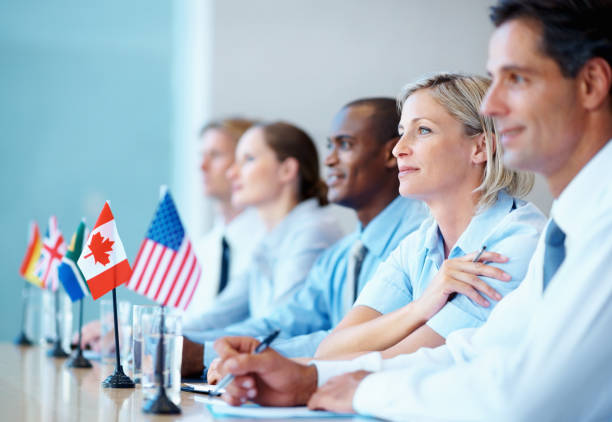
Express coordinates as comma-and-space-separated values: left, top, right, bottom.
180, 98, 429, 377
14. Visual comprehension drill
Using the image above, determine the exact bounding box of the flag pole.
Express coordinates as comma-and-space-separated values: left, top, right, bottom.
101, 288, 134, 388
14, 282, 33, 346
48, 288, 69, 358
66, 298, 92, 368
143, 305, 181, 414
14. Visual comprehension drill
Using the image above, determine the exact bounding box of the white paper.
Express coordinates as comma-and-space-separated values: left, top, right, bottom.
206, 401, 355, 418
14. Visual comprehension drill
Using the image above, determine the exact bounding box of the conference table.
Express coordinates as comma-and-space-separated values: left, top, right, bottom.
0, 344, 363, 422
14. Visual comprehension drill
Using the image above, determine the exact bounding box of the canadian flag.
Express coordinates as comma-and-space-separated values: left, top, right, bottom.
77, 201, 132, 300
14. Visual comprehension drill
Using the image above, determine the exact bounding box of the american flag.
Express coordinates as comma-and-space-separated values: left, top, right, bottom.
35, 216, 67, 291
127, 190, 202, 310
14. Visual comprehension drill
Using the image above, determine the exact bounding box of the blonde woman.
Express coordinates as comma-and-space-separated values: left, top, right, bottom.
315, 73, 546, 359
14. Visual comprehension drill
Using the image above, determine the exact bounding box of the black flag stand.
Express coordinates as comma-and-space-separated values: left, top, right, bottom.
14, 282, 33, 346
143, 305, 180, 414
66, 298, 92, 368
48, 288, 69, 358
102, 288, 134, 388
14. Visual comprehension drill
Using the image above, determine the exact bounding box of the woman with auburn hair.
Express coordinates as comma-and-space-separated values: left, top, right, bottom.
188, 121, 345, 330
315, 73, 546, 359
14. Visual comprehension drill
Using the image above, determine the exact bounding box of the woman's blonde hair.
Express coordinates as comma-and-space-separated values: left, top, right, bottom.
397, 72, 534, 209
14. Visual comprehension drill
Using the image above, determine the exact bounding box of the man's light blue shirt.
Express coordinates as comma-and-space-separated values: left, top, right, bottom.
191, 196, 429, 367
355, 190, 546, 338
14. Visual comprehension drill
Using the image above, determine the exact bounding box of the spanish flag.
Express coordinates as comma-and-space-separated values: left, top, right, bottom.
19, 221, 43, 287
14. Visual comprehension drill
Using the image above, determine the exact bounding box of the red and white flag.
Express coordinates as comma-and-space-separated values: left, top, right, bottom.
77, 201, 132, 300
126, 190, 201, 310
35, 216, 67, 291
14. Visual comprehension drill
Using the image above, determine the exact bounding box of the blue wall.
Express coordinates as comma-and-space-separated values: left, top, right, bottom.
0, 1, 174, 341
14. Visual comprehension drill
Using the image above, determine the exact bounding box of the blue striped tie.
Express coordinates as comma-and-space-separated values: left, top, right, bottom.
542, 219, 566, 291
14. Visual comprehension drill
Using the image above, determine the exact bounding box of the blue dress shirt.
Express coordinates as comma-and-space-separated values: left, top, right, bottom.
355, 190, 546, 338
183, 198, 345, 334
187, 196, 429, 367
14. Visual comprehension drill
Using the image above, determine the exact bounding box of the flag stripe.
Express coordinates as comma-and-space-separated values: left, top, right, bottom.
161, 243, 191, 306
20, 223, 39, 277
155, 242, 187, 303
165, 250, 192, 306
153, 249, 179, 301
141, 244, 162, 294
182, 266, 201, 310
166, 251, 194, 307
94, 202, 114, 229
136, 242, 157, 292
129, 241, 148, 291
143, 246, 166, 296
87, 259, 132, 300
145, 249, 172, 297
128, 241, 151, 292
173, 251, 197, 308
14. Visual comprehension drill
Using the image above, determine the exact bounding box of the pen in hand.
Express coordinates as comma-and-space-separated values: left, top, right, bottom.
473, 245, 486, 262
211, 329, 281, 397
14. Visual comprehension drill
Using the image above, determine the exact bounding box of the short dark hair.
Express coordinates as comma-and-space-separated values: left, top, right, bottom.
342, 98, 400, 144
490, 0, 612, 78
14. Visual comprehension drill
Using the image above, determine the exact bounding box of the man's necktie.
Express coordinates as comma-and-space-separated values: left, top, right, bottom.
542, 219, 566, 291
218, 236, 230, 295
342, 240, 368, 314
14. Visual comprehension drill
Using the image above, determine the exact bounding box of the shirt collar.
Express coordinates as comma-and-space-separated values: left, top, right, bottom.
423, 190, 516, 259
360, 196, 425, 258
261, 198, 320, 249
552, 138, 612, 237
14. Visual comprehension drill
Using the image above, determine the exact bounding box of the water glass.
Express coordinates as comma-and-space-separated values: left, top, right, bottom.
131, 304, 158, 383
40, 289, 73, 352
141, 308, 183, 405
99, 300, 131, 365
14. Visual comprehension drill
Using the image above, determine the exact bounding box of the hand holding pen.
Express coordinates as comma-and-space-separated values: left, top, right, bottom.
211, 329, 281, 396
211, 332, 319, 407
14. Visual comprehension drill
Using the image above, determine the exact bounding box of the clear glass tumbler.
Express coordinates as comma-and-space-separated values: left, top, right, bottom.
141, 308, 183, 405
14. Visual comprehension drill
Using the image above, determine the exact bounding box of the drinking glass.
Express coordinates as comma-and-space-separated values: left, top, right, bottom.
141, 308, 183, 405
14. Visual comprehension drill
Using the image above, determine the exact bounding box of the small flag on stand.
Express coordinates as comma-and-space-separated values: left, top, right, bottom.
126, 190, 201, 310
77, 202, 132, 299
58, 220, 91, 302
77, 201, 134, 388
35, 216, 67, 291
19, 221, 43, 287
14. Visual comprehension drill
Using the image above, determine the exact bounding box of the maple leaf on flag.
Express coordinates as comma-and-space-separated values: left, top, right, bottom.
83, 232, 114, 266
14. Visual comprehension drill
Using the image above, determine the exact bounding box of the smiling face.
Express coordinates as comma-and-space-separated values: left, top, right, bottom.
227, 127, 285, 209
325, 104, 397, 209
481, 19, 584, 177
393, 89, 481, 202
199, 128, 236, 201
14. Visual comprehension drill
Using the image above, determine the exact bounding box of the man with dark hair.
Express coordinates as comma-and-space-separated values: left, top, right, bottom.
180, 98, 429, 377
210, 1, 612, 420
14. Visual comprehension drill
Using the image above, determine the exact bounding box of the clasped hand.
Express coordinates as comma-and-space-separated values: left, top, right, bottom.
413, 250, 510, 321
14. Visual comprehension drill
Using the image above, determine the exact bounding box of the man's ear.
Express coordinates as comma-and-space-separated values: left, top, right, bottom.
383, 137, 399, 169
579, 57, 612, 111
471, 133, 488, 165
279, 156, 300, 183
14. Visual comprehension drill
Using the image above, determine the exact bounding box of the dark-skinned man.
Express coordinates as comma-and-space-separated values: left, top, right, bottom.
181, 98, 429, 377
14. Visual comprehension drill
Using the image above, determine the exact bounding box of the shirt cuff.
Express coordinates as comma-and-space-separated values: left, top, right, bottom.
312, 352, 383, 387
352, 371, 386, 416
426, 300, 483, 339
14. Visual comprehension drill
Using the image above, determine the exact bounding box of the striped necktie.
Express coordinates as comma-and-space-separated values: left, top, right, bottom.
342, 240, 368, 314
542, 219, 566, 291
